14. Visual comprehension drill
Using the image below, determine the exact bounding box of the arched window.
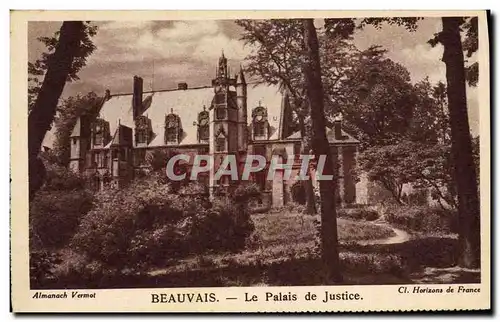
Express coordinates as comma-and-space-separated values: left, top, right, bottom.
135, 115, 152, 146
197, 108, 209, 142
164, 110, 182, 145
252, 105, 268, 140
92, 118, 110, 147
215, 126, 227, 152
254, 122, 265, 137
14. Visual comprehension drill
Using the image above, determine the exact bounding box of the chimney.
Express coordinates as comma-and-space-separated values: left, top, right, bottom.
177, 82, 188, 90
133, 76, 143, 118
334, 114, 342, 140
104, 89, 111, 101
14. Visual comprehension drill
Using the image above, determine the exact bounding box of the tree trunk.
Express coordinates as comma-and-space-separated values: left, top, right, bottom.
302, 19, 342, 283
441, 17, 480, 268
28, 21, 85, 200
298, 114, 317, 215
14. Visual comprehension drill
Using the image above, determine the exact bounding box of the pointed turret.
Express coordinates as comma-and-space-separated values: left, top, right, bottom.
237, 64, 246, 85
217, 50, 228, 78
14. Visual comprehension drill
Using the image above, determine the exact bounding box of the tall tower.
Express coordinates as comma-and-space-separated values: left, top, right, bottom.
209, 52, 238, 196
236, 65, 248, 152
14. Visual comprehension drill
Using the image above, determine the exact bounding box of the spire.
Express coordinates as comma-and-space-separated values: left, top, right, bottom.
238, 64, 246, 84
217, 50, 228, 78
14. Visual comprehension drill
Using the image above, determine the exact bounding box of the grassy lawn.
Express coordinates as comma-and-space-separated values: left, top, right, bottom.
250, 211, 395, 248
150, 210, 395, 277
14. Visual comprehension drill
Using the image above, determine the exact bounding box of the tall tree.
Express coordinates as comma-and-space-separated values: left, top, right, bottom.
28, 21, 97, 199
436, 17, 480, 268
236, 19, 317, 214
302, 19, 342, 282
335, 16, 481, 268
335, 48, 418, 150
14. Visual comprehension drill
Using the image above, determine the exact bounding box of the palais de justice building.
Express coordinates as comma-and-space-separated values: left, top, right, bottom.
69, 53, 360, 207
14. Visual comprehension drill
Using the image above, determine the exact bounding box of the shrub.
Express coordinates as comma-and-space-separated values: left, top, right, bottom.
230, 182, 261, 204
337, 207, 379, 221
340, 252, 404, 275
29, 164, 94, 249
384, 205, 458, 234
71, 178, 255, 269
30, 251, 62, 288
189, 199, 255, 252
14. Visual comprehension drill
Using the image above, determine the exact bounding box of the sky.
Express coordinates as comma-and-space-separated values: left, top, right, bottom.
28, 18, 479, 136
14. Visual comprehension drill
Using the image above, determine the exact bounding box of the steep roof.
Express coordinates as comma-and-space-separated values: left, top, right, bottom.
97, 83, 284, 147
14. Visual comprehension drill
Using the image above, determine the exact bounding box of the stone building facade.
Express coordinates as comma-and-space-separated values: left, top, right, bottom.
69, 53, 360, 207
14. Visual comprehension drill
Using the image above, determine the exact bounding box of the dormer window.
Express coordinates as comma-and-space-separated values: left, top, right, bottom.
137, 131, 147, 144
165, 110, 182, 145
92, 118, 110, 147
254, 122, 265, 137
95, 127, 103, 145
252, 105, 268, 140
197, 108, 209, 143
135, 115, 152, 146
166, 127, 177, 143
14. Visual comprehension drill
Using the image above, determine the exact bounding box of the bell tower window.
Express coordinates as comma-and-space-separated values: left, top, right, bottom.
216, 107, 226, 120
252, 105, 268, 140
216, 138, 226, 152
214, 126, 227, 152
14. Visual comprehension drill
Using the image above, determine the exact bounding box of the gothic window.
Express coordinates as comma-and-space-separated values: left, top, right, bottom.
252, 105, 268, 140
92, 119, 110, 147
215, 93, 226, 105
215, 126, 226, 152
166, 127, 177, 143
135, 115, 152, 145
198, 109, 209, 142
216, 107, 226, 120
94, 127, 103, 146
216, 137, 226, 152
165, 112, 182, 145
254, 122, 265, 137
199, 126, 209, 141
137, 130, 147, 144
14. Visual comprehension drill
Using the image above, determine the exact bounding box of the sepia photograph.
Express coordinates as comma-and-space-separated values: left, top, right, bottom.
11, 10, 490, 312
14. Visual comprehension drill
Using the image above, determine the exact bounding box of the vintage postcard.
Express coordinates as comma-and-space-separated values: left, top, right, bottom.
11, 10, 490, 312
